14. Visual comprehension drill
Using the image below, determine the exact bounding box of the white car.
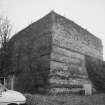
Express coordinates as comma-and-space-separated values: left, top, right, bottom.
0, 83, 26, 105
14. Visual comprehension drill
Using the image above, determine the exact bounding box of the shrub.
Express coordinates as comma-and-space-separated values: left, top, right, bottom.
85, 55, 105, 92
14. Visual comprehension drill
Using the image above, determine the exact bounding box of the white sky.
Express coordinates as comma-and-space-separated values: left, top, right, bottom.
0, 0, 105, 59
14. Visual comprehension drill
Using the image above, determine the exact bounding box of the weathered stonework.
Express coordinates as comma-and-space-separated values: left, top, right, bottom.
8, 11, 103, 94
48, 12, 103, 94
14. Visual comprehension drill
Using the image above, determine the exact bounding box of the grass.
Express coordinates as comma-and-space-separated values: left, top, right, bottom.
25, 93, 105, 105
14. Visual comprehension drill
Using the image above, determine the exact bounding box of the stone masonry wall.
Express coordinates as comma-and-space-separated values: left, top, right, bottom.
7, 11, 103, 94
52, 17, 103, 59
7, 12, 53, 93
48, 13, 103, 94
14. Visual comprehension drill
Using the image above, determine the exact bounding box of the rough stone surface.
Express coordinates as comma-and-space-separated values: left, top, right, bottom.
7, 11, 103, 94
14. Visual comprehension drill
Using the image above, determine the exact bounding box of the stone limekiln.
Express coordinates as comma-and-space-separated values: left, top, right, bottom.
8, 11, 103, 94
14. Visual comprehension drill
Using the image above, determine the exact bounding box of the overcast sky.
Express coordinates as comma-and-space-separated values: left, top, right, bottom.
0, 0, 105, 59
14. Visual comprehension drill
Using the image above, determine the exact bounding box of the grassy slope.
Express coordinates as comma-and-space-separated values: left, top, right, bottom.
25, 94, 105, 105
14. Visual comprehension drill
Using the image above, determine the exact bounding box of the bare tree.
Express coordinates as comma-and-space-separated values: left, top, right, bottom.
0, 16, 12, 76
0, 16, 11, 48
